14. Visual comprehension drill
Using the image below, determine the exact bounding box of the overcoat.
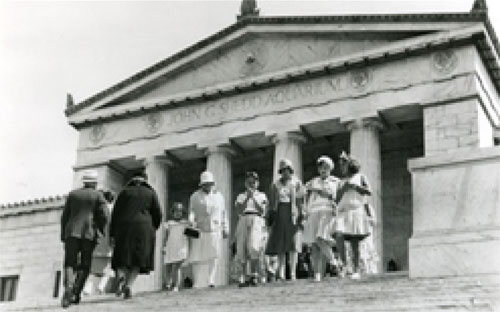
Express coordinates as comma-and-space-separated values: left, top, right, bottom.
110, 178, 162, 273
61, 187, 108, 242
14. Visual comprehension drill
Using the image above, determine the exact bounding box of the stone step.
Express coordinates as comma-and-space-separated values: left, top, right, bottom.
2, 274, 499, 312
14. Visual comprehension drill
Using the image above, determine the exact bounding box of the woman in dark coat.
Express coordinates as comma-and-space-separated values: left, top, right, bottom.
110, 171, 162, 299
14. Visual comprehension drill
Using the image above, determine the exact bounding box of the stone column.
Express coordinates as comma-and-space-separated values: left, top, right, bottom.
144, 156, 170, 290
271, 132, 306, 181
205, 145, 235, 286
347, 118, 383, 273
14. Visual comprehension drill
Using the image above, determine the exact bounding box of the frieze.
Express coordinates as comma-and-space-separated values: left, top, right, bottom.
79, 45, 474, 150
431, 50, 458, 74
89, 124, 106, 144
157, 76, 345, 128
350, 68, 372, 90
144, 112, 164, 134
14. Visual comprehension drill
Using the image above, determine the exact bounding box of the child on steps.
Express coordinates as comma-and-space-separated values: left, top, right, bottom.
163, 202, 190, 292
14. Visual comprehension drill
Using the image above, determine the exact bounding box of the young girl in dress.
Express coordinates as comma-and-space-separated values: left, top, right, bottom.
163, 202, 190, 291
303, 156, 339, 282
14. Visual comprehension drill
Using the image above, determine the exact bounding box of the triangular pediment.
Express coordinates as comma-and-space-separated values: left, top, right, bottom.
107, 32, 422, 106
66, 12, 495, 122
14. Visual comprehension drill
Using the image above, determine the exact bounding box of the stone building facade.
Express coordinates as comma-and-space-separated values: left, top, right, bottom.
1, 0, 499, 303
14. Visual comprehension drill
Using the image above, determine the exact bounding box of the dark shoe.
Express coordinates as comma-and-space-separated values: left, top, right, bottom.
115, 277, 126, 297
238, 281, 249, 288
208, 284, 215, 288
123, 286, 132, 299
61, 288, 73, 308
267, 272, 276, 283
248, 277, 258, 287
71, 293, 81, 305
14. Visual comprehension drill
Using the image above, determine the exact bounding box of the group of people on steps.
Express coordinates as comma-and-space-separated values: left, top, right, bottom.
60, 151, 377, 308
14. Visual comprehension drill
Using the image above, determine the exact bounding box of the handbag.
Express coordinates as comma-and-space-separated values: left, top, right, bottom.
183, 227, 200, 239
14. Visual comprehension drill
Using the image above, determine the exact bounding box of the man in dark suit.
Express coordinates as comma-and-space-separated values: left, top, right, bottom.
61, 170, 108, 308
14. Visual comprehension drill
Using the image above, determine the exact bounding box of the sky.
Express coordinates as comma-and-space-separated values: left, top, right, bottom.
0, 0, 499, 204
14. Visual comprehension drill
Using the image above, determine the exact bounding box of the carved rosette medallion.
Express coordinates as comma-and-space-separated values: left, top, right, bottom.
239, 41, 269, 77
432, 50, 458, 74
144, 112, 164, 133
350, 68, 372, 90
89, 124, 106, 144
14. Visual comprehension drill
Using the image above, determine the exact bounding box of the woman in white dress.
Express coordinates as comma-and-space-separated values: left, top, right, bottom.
335, 152, 372, 280
303, 156, 339, 282
187, 171, 228, 288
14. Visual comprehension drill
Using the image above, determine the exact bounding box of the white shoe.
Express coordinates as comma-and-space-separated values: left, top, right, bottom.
172, 286, 179, 292
351, 272, 361, 280
314, 273, 321, 282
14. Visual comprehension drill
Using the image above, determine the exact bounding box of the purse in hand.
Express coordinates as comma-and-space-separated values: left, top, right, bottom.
184, 227, 200, 239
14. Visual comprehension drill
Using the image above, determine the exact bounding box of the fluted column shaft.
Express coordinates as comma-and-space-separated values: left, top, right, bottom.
144, 156, 170, 290
347, 118, 383, 273
205, 145, 234, 286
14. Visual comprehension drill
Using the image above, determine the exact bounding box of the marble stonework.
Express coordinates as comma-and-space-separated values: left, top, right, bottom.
134, 35, 398, 102
348, 118, 384, 273
62, 9, 500, 292
408, 147, 500, 277
206, 146, 234, 286
74, 46, 483, 168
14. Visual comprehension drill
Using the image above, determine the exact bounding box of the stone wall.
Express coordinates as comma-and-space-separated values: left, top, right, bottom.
423, 99, 494, 155
0, 202, 64, 302
409, 147, 500, 277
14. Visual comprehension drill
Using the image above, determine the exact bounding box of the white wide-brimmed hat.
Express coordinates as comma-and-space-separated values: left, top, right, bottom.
81, 170, 98, 183
317, 155, 334, 169
199, 171, 215, 185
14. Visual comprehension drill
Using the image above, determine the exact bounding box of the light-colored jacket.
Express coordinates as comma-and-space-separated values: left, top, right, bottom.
189, 189, 228, 233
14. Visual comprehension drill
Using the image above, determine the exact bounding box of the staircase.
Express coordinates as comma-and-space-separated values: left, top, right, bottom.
3, 273, 500, 312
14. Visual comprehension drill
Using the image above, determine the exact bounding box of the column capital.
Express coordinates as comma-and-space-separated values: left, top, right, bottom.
142, 155, 173, 167
204, 145, 236, 157
269, 131, 307, 145
345, 117, 384, 132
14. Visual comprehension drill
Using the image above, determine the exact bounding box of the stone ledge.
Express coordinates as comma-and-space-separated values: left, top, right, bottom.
408, 146, 500, 171
409, 228, 500, 278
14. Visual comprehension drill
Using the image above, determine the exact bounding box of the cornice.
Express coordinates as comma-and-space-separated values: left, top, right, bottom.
65, 11, 498, 119
67, 24, 498, 129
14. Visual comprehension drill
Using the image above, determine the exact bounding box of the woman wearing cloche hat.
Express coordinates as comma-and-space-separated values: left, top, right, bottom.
335, 152, 373, 280
303, 156, 340, 282
265, 159, 305, 282
186, 171, 228, 288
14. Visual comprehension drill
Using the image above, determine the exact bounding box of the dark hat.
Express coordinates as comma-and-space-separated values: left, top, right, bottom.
245, 171, 259, 180
339, 151, 350, 161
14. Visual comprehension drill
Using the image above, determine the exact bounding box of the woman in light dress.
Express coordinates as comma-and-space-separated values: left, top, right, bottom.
335, 152, 372, 280
303, 156, 339, 282
187, 171, 228, 288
